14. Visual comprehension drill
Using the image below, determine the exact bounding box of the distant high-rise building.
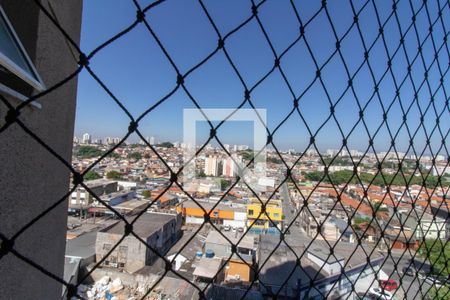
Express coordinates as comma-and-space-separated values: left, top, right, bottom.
222, 156, 236, 177
223, 144, 230, 152
113, 137, 120, 144
326, 149, 338, 157
339, 149, 349, 157
350, 149, 362, 157
94, 138, 103, 145
73, 136, 79, 144
436, 155, 445, 162
204, 156, 220, 176
82, 133, 91, 144
233, 145, 238, 152
150, 136, 155, 145
306, 149, 318, 156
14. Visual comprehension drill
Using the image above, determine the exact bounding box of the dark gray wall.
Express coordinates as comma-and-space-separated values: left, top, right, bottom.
0, 0, 82, 299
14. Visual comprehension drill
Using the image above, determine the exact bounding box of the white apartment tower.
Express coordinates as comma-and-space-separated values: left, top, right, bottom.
82, 133, 91, 144
204, 156, 220, 176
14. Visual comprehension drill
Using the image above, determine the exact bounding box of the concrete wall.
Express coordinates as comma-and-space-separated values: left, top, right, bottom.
0, 1, 82, 299
96, 215, 182, 273
96, 234, 147, 274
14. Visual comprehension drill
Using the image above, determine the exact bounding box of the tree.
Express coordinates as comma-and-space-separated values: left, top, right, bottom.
426, 285, 449, 300
304, 171, 323, 182
84, 170, 101, 181
267, 156, 282, 164
302, 170, 449, 188
76, 146, 104, 158
418, 239, 450, 277
374, 202, 389, 212
127, 152, 142, 160
197, 170, 206, 178
142, 190, 152, 199
156, 142, 174, 148
107, 152, 120, 159
220, 179, 231, 190
106, 170, 122, 180
130, 143, 143, 148
353, 216, 370, 230
241, 151, 254, 161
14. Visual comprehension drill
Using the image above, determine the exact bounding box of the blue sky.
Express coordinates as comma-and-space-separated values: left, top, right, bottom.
74, 0, 449, 154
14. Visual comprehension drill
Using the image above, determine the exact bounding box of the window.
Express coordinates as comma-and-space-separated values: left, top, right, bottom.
274, 213, 280, 218
0, 6, 45, 103
248, 209, 254, 216
103, 243, 112, 251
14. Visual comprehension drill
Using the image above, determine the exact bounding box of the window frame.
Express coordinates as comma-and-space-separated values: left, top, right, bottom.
0, 5, 45, 105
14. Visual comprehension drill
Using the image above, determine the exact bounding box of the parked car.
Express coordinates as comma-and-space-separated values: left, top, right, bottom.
379, 279, 398, 291
417, 271, 427, 279
237, 227, 244, 233
425, 275, 443, 288
402, 267, 416, 276
369, 287, 393, 300
223, 225, 231, 231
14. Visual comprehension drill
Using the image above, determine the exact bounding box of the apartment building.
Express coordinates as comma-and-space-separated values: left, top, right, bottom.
69, 179, 118, 209
177, 199, 247, 228
247, 198, 283, 234
95, 213, 182, 273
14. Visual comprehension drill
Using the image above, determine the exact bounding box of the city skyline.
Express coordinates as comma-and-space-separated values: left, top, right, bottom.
75, 0, 449, 152
73, 131, 449, 157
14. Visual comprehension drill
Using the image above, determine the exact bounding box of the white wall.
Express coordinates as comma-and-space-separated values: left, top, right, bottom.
223, 219, 245, 228
234, 211, 247, 221
186, 216, 204, 225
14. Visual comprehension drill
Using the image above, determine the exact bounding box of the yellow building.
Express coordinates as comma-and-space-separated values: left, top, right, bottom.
246, 198, 283, 231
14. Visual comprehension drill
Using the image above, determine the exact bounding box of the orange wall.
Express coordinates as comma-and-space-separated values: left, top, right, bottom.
218, 210, 234, 219
179, 207, 235, 219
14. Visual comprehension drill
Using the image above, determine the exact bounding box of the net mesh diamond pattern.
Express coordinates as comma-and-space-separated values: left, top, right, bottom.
0, 0, 449, 299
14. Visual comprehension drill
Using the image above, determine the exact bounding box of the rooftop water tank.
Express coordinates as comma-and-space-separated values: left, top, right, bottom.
205, 249, 214, 258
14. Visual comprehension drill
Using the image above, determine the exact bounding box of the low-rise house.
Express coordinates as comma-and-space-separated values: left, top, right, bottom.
193, 257, 224, 283
177, 200, 247, 228
95, 212, 182, 273
204, 231, 257, 283
415, 212, 447, 240
69, 179, 118, 211
258, 234, 385, 299
247, 198, 283, 235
